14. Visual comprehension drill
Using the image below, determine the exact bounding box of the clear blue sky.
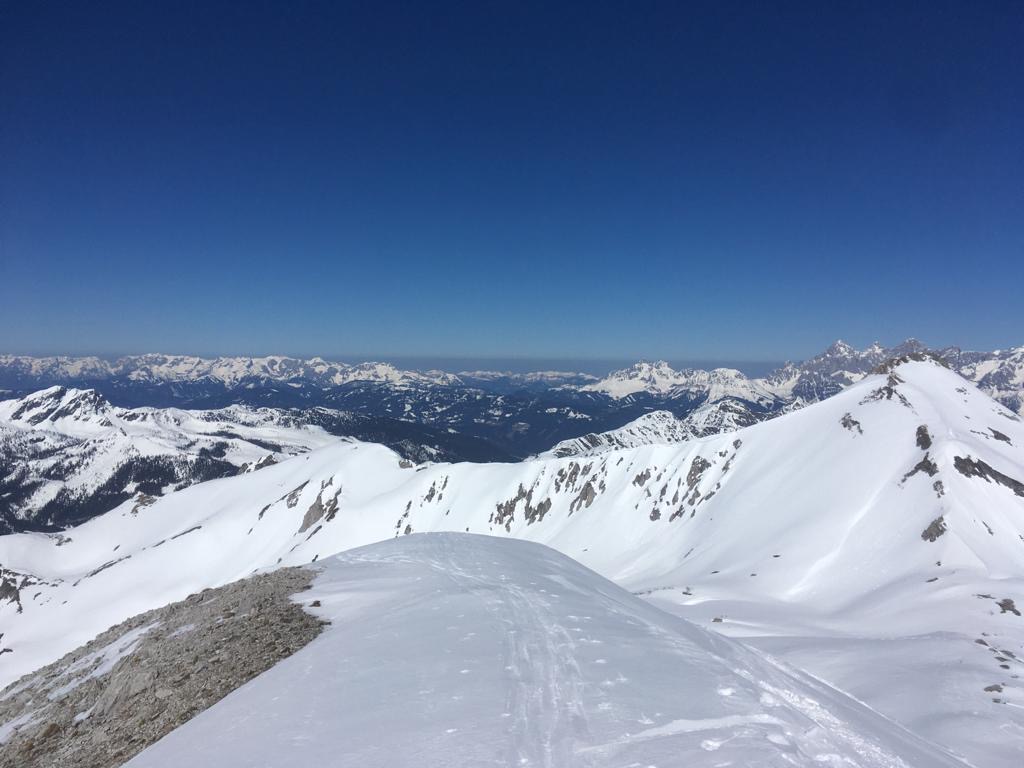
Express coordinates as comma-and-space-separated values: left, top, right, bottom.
2, 1, 1022, 361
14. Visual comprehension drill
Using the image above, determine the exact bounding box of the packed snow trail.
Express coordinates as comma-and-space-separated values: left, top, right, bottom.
125, 535, 964, 767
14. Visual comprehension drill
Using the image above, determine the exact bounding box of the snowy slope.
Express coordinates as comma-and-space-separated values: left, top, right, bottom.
1, 359, 1022, 762
125, 534, 964, 768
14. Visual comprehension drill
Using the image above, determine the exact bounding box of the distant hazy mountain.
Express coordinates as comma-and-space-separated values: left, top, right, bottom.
0, 354, 460, 388
582, 361, 779, 404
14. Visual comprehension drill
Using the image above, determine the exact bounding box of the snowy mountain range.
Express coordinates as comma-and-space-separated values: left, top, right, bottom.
0, 354, 461, 389
3, 340, 1020, 451
2, 338, 1022, 534
1, 357, 1022, 765
584, 339, 1024, 414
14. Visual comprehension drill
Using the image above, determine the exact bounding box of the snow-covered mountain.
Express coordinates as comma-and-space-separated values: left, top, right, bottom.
0, 387, 512, 534
763, 338, 1024, 416
539, 398, 763, 458
553, 341, 1024, 456
944, 344, 1024, 416
0, 387, 342, 533
583, 361, 779, 405
6, 358, 1013, 628
0, 356, 647, 459
539, 410, 697, 457
762, 339, 898, 400
1, 358, 1021, 763
581, 340, 1024, 417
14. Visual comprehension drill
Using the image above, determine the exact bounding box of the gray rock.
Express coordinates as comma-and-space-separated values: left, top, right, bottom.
0, 567, 324, 768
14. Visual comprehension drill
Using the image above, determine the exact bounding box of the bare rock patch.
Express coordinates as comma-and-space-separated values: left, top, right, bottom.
0, 568, 324, 768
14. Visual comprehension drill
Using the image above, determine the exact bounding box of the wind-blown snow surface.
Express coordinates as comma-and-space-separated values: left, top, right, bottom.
2, 361, 1022, 763
125, 534, 963, 768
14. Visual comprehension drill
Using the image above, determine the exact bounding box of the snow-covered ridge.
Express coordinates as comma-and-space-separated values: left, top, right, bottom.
123, 535, 966, 768
0, 387, 345, 531
582, 361, 779, 404
541, 399, 770, 458
539, 410, 696, 457
0, 385, 527, 533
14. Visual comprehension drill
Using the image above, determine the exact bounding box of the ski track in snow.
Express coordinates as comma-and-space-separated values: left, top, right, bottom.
431, 540, 590, 767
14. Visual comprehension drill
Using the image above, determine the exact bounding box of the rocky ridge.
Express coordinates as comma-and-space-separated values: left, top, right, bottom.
0, 568, 323, 768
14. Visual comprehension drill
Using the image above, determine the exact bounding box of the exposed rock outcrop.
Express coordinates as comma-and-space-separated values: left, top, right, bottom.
0, 568, 324, 768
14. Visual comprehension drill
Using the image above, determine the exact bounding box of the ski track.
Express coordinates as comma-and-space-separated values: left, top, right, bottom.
428, 538, 591, 767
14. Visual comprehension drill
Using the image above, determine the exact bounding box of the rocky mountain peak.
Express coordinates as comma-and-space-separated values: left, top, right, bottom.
824, 339, 855, 356
2, 387, 114, 427
890, 338, 930, 357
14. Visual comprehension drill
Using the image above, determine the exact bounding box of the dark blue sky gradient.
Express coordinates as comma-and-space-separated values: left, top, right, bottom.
2, 1, 1022, 361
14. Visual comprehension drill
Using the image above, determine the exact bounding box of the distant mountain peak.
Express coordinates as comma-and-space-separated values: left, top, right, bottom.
890, 337, 930, 356
582, 360, 775, 405
825, 339, 855, 355
3, 386, 114, 427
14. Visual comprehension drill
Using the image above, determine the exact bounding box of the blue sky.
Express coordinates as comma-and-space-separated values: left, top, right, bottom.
2, 1, 1022, 361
